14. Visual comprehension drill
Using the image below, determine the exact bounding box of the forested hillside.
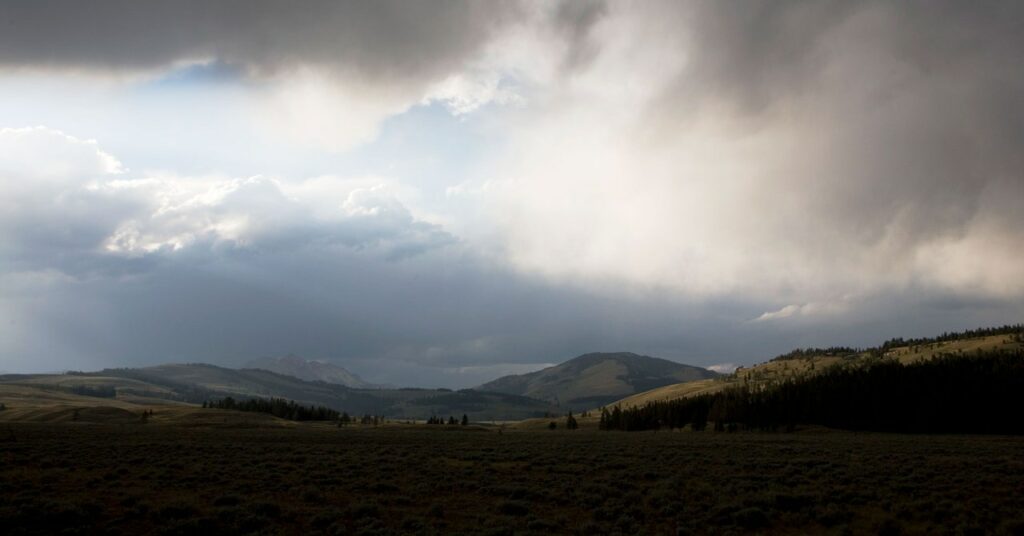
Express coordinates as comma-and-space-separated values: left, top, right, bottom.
602, 349, 1024, 434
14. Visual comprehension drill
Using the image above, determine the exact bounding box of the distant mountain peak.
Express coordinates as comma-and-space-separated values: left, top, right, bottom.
244, 355, 373, 388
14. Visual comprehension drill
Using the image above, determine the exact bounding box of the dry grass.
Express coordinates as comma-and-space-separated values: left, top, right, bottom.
884, 334, 1023, 364
2, 423, 1022, 535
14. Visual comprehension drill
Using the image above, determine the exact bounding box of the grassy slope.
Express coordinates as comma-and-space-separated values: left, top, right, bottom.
613, 334, 1023, 409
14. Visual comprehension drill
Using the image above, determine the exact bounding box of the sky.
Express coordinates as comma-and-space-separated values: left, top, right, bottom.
1, 1, 1022, 387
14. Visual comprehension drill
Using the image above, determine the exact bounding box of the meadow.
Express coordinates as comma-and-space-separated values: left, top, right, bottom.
2, 423, 1023, 535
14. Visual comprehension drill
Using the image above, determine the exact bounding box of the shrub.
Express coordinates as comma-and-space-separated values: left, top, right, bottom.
733, 507, 769, 529
497, 500, 530, 516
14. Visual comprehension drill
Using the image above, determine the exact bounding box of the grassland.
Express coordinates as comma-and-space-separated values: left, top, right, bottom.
2, 422, 1023, 535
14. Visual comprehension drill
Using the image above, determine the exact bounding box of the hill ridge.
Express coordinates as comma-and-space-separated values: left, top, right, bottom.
243, 354, 375, 388
478, 351, 716, 411
611, 325, 1024, 410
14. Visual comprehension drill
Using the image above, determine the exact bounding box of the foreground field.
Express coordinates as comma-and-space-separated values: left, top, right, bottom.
2, 424, 1023, 535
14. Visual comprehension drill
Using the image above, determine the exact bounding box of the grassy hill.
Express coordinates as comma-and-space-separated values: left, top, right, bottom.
478, 352, 717, 411
0, 364, 560, 421
612, 326, 1024, 409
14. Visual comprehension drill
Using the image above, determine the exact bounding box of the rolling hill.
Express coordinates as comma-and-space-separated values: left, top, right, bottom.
477, 352, 717, 410
0, 364, 560, 421
244, 354, 375, 388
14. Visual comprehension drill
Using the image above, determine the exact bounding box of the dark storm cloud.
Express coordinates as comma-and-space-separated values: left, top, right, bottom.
10, 241, 1020, 387
1, 244, 710, 385
671, 1, 1024, 114
0, 1, 523, 82
552, 0, 608, 70
629, 0, 1024, 298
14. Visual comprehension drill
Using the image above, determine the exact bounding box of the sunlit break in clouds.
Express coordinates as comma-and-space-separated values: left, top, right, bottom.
1, 1, 1022, 386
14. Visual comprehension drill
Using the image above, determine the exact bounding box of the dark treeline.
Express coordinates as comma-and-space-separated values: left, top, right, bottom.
771, 324, 1023, 363
204, 397, 339, 421
879, 324, 1023, 351
336, 413, 389, 426
772, 347, 860, 361
63, 384, 117, 398
603, 350, 1024, 434
425, 415, 469, 425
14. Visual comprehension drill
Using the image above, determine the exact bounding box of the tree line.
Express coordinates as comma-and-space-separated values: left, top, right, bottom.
336, 413, 388, 426
879, 323, 1023, 351
203, 397, 340, 421
63, 384, 117, 398
425, 415, 469, 425
772, 346, 860, 362
770, 324, 1023, 363
601, 349, 1024, 434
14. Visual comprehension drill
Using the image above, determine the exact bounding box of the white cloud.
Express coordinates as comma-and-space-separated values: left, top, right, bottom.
0, 126, 455, 274
754, 299, 852, 322
754, 305, 802, 322
254, 69, 418, 152
424, 71, 524, 116
707, 363, 738, 374
0, 126, 124, 182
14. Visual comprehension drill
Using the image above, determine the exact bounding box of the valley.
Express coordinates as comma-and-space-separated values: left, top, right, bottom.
1, 324, 1023, 535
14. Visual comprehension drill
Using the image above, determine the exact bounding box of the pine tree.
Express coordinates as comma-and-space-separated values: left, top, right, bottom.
566, 411, 578, 430
461, 414, 469, 426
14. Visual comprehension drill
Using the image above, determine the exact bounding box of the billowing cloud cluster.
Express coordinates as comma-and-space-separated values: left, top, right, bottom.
1, 1, 1022, 384
0, 127, 454, 275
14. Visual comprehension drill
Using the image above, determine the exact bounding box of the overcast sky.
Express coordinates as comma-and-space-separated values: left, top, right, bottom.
1, 1, 1022, 387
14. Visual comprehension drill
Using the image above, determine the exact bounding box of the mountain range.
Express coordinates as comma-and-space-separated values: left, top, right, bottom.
0, 352, 717, 421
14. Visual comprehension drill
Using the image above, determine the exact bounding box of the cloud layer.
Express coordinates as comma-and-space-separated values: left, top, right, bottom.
1, 2, 1022, 385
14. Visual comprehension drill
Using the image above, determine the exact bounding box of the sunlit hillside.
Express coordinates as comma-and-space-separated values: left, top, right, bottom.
612, 329, 1023, 409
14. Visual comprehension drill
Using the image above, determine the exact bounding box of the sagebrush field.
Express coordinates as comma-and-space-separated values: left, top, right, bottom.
2, 423, 1023, 535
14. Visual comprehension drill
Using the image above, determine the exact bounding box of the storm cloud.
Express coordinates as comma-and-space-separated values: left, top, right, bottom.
1, 2, 1022, 386
483, 1, 1024, 301
0, 1, 523, 80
